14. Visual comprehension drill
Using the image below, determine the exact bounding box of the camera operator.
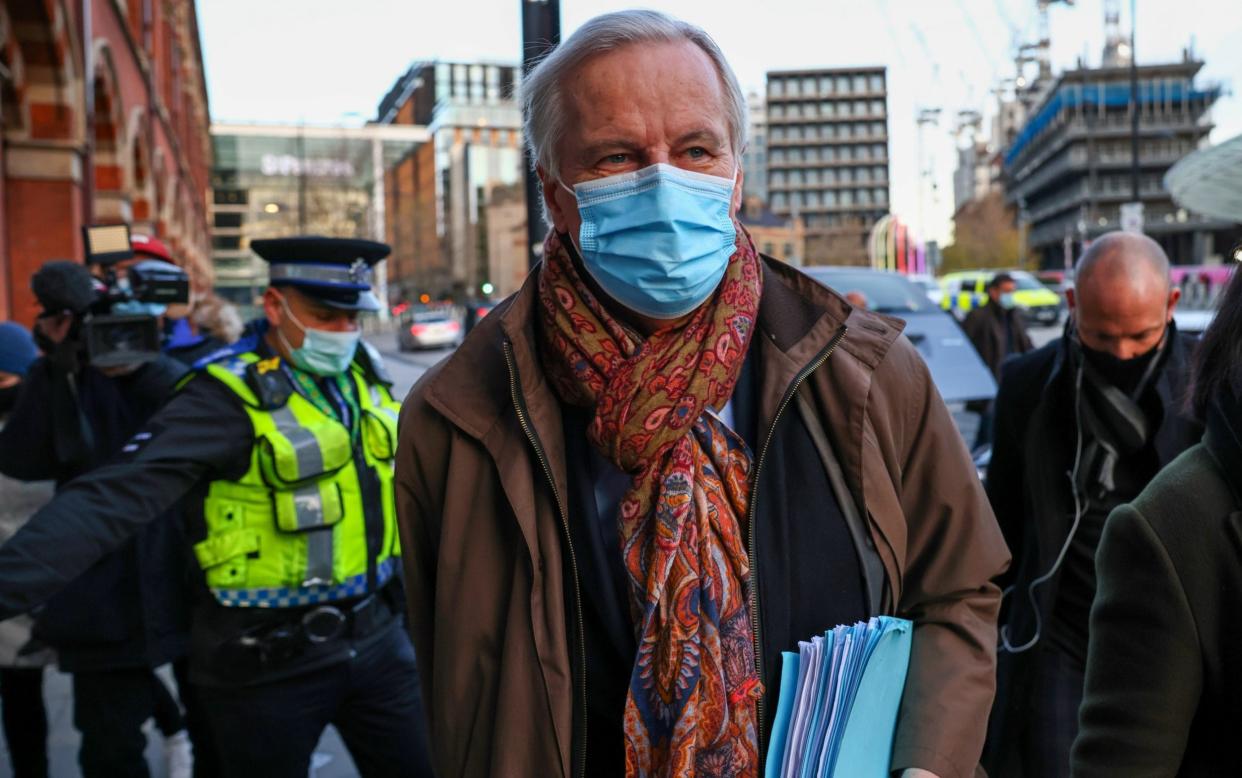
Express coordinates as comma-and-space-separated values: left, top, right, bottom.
0, 252, 197, 778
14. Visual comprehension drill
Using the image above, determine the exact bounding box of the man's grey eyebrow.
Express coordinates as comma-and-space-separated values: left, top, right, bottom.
672, 129, 726, 146
579, 139, 644, 158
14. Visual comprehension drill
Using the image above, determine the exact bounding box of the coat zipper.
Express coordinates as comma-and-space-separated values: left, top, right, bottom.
748, 325, 847, 770
503, 341, 588, 778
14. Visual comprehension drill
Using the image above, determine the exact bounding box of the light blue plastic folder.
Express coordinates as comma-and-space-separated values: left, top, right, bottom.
764, 616, 914, 778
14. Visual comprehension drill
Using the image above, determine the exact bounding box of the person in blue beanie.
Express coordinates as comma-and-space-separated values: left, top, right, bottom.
0, 321, 56, 778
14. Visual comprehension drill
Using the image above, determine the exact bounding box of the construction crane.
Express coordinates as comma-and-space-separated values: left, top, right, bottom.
954, 109, 984, 144
1101, 0, 1132, 67
915, 108, 943, 241
1011, 0, 1074, 108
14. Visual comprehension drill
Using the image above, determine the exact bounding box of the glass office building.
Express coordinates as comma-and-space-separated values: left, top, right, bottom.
210, 123, 429, 310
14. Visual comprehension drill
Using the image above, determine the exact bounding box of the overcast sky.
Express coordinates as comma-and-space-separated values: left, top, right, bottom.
197, 0, 1242, 244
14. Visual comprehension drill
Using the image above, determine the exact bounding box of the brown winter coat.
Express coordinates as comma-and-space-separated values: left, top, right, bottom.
395, 258, 1011, 778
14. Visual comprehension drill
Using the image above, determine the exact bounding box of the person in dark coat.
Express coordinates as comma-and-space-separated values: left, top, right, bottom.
0, 261, 195, 777
982, 232, 1204, 778
1070, 262, 1242, 778
963, 272, 1035, 448
963, 272, 1035, 379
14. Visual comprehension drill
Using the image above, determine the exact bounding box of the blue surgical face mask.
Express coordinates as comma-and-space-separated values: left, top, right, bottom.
998, 292, 1018, 310
563, 163, 738, 319
275, 296, 360, 376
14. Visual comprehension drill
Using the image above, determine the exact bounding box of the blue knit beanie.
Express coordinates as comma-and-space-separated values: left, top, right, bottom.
0, 322, 39, 377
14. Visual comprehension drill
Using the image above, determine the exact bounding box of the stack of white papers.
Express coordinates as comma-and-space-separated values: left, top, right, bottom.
764, 616, 913, 778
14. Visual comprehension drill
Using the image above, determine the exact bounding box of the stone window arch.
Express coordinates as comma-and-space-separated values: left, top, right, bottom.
90, 41, 129, 223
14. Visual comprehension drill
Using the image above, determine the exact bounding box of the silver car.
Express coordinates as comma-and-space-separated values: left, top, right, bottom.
397, 308, 463, 351
802, 267, 997, 434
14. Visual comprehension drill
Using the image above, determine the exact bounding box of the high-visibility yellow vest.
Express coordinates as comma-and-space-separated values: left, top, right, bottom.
190, 351, 401, 608
941, 289, 983, 315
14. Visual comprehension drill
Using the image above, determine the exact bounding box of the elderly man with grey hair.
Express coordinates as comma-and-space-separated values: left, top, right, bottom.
395, 10, 1008, 778
984, 231, 1204, 777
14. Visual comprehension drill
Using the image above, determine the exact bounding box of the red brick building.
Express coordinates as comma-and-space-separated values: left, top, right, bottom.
0, 0, 211, 325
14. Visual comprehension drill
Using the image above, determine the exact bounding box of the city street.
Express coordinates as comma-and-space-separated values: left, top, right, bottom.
0, 0, 1239, 774
0, 315, 1055, 778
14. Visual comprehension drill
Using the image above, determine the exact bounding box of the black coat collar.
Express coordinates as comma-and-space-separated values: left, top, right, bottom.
1042, 320, 1199, 465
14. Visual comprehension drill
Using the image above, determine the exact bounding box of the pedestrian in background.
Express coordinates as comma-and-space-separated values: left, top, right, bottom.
962, 272, 1034, 448
1070, 261, 1242, 777
984, 232, 1203, 777
166, 292, 246, 367
396, 10, 1008, 778
0, 322, 55, 778
964, 272, 1035, 379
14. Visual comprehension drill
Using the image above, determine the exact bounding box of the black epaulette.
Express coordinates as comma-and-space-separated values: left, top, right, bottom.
243, 358, 295, 409
355, 341, 393, 387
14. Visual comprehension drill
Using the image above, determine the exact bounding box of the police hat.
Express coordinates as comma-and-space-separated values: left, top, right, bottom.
252, 236, 389, 312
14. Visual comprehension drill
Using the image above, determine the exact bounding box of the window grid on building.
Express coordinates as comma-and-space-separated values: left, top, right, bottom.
765, 69, 890, 234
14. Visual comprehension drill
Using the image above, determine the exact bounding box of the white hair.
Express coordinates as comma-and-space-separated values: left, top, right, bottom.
521, 9, 748, 179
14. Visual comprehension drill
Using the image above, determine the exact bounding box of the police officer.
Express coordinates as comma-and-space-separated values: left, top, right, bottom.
0, 237, 432, 778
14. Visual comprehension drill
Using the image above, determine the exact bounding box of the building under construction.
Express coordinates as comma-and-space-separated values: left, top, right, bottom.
1002, 54, 1230, 267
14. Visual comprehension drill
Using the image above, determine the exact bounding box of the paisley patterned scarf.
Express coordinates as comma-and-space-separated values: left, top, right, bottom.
538, 225, 764, 777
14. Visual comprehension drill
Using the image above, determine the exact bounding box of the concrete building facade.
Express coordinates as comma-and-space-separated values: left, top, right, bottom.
378, 60, 525, 301
954, 139, 994, 215
742, 90, 767, 205
483, 182, 528, 298
1, 0, 211, 325
740, 196, 804, 266
764, 67, 890, 266
1002, 56, 1235, 266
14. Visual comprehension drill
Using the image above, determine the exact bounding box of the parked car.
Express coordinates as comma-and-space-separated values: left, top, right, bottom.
1033, 269, 1070, 291
939, 269, 1063, 326
906, 273, 945, 308
463, 300, 498, 335
802, 267, 997, 407
397, 306, 462, 351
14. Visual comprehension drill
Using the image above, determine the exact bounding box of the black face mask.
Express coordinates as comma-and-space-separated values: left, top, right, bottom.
0, 382, 21, 415
1080, 332, 1165, 396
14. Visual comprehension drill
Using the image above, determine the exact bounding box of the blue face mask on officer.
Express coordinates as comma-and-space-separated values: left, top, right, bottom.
273, 292, 360, 376
561, 163, 739, 320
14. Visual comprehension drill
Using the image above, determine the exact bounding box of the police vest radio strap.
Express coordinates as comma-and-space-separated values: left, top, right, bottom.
244, 358, 295, 409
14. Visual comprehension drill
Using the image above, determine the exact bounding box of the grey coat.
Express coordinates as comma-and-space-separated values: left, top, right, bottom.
0, 422, 54, 667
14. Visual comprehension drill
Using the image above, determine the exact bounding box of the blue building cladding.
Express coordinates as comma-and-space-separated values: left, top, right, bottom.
1005, 81, 1223, 166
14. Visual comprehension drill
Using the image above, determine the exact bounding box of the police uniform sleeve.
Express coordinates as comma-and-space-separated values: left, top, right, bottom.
0, 374, 252, 619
